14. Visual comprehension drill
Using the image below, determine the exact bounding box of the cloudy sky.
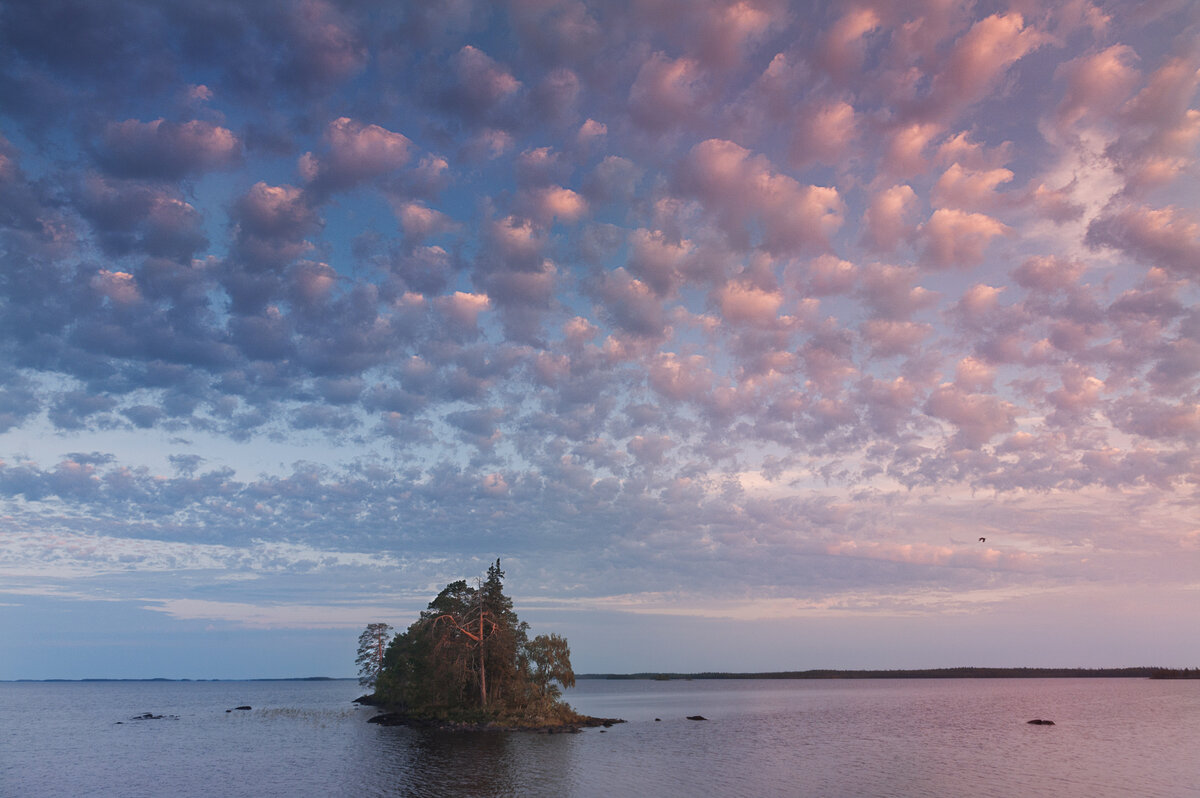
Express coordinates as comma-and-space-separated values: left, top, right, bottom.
1, 0, 1198, 679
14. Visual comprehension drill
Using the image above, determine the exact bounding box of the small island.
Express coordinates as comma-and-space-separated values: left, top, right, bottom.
357, 560, 621, 732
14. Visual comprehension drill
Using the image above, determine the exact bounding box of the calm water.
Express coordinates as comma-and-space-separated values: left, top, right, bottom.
2, 678, 1198, 797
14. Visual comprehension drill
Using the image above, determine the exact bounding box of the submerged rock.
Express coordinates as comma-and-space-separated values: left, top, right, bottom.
686, 715, 707, 721
130, 712, 177, 721
233, 705, 252, 711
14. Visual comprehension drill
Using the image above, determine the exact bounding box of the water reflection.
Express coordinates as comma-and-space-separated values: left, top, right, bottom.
362, 724, 581, 797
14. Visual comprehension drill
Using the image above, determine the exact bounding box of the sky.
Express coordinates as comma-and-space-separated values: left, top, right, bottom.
1, 0, 1198, 680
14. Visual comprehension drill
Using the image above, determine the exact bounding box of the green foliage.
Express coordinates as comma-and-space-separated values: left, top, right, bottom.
372, 560, 579, 725
355, 622, 394, 688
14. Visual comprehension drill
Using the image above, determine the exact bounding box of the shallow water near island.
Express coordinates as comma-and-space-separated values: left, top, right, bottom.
2, 677, 1198, 797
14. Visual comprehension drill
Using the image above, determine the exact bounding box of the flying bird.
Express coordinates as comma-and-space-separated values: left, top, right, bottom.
979, 537, 986, 543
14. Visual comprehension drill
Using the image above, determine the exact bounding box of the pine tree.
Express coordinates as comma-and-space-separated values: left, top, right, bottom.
355, 622, 394, 688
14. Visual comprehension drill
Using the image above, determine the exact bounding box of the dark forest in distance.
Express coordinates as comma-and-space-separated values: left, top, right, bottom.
579, 667, 1200, 680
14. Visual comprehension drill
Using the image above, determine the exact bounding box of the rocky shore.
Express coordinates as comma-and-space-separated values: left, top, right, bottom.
355, 694, 623, 733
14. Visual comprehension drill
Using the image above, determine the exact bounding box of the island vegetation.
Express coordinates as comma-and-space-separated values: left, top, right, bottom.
358, 560, 618, 731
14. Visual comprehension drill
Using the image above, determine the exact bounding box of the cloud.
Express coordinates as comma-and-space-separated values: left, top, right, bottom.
679, 138, 844, 254
919, 208, 1011, 269
97, 118, 240, 180
447, 44, 523, 120
230, 182, 320, 272
924, 383, 1018, 448
301, 117, 413, 194
862, 184, 918, 252
929, 13, 1047, 118
629, 52, 707, 130
1086, 204, 1200, 279
1054, 44, 1140, 130
76, 175, 206, 260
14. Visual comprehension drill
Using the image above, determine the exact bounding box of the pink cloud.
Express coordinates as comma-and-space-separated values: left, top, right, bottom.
696, 0, 779, 68
957, 283, 1005, 317
882, 122, 941, 177
1112, 398, 1200, 442
680, 138, 844, 254
858, 375, 918, 436
816, 6, 881, 80
628, 228, 693, 295
1028, 180, 1085, 224
596, 268, 669, 338
1086, 204, 1200, 279
806, 254, 857, 296
825, 539, 1033, 570
1013, 255, 1085, 291
529, 186, 588, 224
467, 129, 514, 160
488, 215, 546, 269
931, 163, 1014, 211
1047, 364, 1103, 421
288, 260, 338, 306
454, 45, 522, 110
934, 131, 1013, 171
1121, 55, 1200, 130
629, 52, 707, 129
862, 319, 932, 358
858, 263, 938, 319
285, 0, 367, 87
924, 383, 1018, 448
791, 100, 858, 165
715, 279, 784, 326
100, 118, 240, 179
1054, 44, 1140, 130
301, 117, 412, 192
577, 118, 607, 147
91, 269, 141, 306
932, 12, 1047, 116
862, 183, 918, 252
232, 182, 318, 267
954, 356, 994, 392
920, 208, 1011, 269
649, 353, 714, 401
395, 202, 455, 240
434, 291, 491, 329
584, 156, 643, 205
627, 434, 674, 465
1108, 55, 1200, 195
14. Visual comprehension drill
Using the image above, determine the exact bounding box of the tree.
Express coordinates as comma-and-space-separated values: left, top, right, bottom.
356, 622, 394, 688
527, 633, 575, 699
371, 560, 581, 726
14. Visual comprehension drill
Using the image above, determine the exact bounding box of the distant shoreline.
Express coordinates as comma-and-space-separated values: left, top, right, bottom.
7, 667, 1198, 683
2, 676, 353, 683
578, 667, 1200, 680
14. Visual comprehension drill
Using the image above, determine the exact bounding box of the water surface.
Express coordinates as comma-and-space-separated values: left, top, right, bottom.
2, 678, 1197, 797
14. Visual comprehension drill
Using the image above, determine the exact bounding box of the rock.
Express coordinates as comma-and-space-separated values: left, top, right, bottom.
686, 715, 707, 721
1026, 719, 1055, 725
367, 713, 408, 726
655, 718, 661, 722
233, 705, 251, 711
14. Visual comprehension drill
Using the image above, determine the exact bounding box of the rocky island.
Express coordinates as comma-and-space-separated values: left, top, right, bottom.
356, 560, 622, 732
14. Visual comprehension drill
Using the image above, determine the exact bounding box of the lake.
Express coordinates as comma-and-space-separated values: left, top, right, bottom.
2, 678, 1197, 796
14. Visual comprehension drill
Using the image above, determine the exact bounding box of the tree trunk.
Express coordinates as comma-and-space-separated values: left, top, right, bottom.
479, 611, 487, 707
